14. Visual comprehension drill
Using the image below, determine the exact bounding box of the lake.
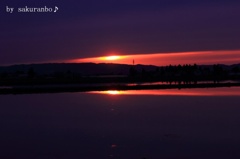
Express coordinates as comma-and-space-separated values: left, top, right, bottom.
0, 87, 240, 159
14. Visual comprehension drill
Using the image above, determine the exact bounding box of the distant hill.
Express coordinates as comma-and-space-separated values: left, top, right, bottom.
0, 63, 159, 76
0, 62, 240, 75
0, 62, 240, 87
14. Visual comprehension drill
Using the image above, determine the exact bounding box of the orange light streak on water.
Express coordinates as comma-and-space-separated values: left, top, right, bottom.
105, 90, 123, 95
90, 87, 240, 96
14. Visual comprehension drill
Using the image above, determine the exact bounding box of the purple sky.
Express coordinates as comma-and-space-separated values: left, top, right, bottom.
0, 0, 240, 65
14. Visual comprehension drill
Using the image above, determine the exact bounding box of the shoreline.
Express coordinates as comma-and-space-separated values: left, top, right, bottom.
0, 82, 240, 95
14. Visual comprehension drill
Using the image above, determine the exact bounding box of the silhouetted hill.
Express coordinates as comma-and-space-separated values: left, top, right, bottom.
0, 62, 240, 86
0, 63, 158, 76
0, 62, 240, 93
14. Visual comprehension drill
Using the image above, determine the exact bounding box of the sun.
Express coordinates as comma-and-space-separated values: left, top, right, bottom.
102, 55, 121, 61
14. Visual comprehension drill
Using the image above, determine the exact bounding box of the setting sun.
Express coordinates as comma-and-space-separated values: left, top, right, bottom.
67, 50, 240, 66
102, 56, 121, 61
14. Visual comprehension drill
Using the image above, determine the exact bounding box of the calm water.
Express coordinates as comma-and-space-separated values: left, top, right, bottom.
0, 87, 240, 159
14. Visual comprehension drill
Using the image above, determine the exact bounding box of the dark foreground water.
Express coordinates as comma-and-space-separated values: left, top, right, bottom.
0, 87, 240, 159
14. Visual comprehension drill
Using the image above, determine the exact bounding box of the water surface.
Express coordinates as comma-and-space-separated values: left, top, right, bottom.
0, 87, 240, 159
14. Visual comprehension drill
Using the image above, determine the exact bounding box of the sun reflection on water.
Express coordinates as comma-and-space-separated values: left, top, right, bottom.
104, 90, 123, 95
90, 87, 240, 96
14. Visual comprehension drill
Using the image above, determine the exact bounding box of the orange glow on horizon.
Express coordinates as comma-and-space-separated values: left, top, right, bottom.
68, 50, 240, 66
101, 55, 121, 61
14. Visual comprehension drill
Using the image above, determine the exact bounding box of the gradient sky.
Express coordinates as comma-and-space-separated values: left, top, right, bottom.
69, 50, 240, 66
1, 0, 240, 65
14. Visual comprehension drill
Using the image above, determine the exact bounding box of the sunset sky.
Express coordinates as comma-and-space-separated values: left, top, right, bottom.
69, 50, 240, 66
1, 0, 240, 65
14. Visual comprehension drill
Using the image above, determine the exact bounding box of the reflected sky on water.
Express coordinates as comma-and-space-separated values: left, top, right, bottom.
90, 87, 240, 96
0, 87, 240, 158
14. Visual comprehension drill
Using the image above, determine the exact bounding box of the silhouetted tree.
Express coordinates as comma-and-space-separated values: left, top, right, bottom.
232, 66, 240, 73
28, 67, 35, 78
129, 66, 137, 77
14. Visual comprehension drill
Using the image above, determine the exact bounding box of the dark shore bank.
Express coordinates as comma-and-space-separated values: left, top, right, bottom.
1, 63, 240, 94
1, 82, 240, 95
